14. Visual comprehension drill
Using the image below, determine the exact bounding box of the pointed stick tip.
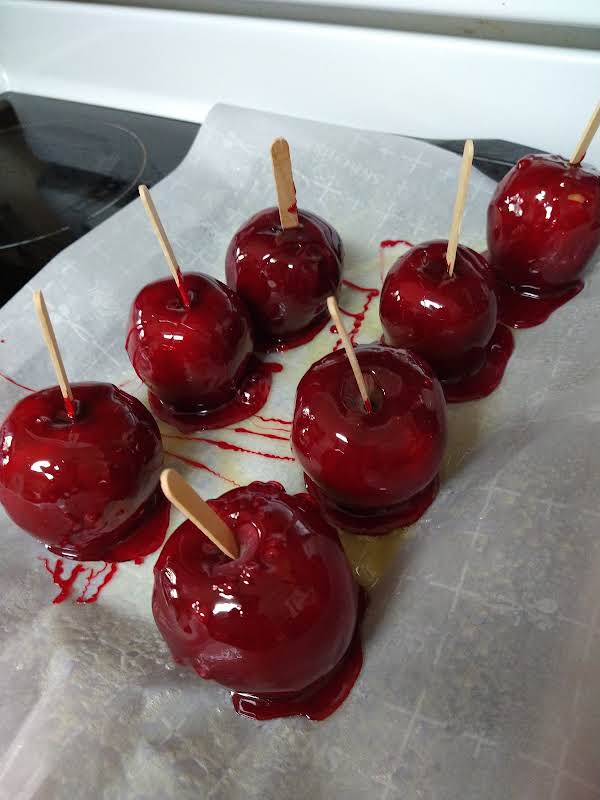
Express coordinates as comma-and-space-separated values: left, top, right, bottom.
327, 296, 372, 414
160, 468, 239, 560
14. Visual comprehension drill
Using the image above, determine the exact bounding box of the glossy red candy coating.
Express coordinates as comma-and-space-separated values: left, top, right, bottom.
225, 207, 343, 346
291, 344, 447, 513
379, 240, 497, 382
126, 273, 254, 412
0, 383, 163, 560
487, 154, 600, 294
152, 481, 359, 699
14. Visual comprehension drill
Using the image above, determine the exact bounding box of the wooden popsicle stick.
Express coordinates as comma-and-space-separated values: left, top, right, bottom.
160, 469, 239, 560
33, 290, 76, 419
570, 102, 600, 166
138, 184, 191, 308
327, 296, 372, 414
271, 138, 299, 229
446, 139, 475, 277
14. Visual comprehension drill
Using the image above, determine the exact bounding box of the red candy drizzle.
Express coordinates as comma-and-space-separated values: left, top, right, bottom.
164, 450, 240, 486
380, 239, 414, 249
41, 558, 118, 605
77, 562, 119, 604
233, 426, 290, 442
163, 433, 294, 462
63, 396, 77, 420
41, 558, 86, 604
0, 372, 35, 393
255, 414, 292, 426
332, 279, 380, 350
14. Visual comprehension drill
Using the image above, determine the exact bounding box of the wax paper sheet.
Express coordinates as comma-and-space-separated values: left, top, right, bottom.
1, 105, 600, 800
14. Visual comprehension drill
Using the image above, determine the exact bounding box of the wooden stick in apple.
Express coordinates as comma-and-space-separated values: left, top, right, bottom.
271, 138, 299, 229
327, 296, 373, 413
32, 290, 76, 419
446, 139, 475, 276
160, 468, 239, 559
138, 184, 191, 309
570, 101, 600, 166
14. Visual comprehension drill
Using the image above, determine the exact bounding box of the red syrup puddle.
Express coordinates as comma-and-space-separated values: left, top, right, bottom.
494, 278, 583, 329
103, 488, 171, 563
164, 433, 294, 462
233, 426, 290, 442
40, 489, 171, 605
164, 450, 240, 486
0, 371, 35, 393
304, 473, 440, 536
256, 315, 330, 354
332, 279, 380, 350
480, 248, 584, 328
231, 589, 366, 721
149, 359, 282, 432
256, 280, 381, 353
442, 324, 515, 403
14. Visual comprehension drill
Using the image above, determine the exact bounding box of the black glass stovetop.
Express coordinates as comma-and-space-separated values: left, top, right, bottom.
0, 93, 198, 306
0, 92, 538, 308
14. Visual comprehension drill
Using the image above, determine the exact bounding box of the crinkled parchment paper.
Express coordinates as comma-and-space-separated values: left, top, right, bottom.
1, 105, 600, 800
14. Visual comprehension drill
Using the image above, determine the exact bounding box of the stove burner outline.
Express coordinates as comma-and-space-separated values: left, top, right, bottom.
0, 121, 148, 251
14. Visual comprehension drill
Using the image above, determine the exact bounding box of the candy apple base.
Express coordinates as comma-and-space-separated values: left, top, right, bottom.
153, 482, 360, 721
232, 590, 365, 721
149, 359, 281, 433
255, 313, 329, 354
102, 488, 170, 563
45, 488, 170, 563
441, 324, 514, 403
304, 472, 440, 536
494, 278, 583, 329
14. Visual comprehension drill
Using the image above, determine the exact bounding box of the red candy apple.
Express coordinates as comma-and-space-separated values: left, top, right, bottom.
0, 383, 163, 560
152, 481, 360, 720
380, 240, 497, 382
487, 154, 600, 295
225, 207, 343, 348
126, 273, 254, 413
292, 344, 447, 534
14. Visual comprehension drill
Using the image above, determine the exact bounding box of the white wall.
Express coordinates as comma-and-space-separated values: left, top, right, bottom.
1, 0, 599, 162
